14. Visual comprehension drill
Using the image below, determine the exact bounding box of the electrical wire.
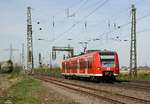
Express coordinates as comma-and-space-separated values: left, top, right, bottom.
53, 0, 85, 16
71, 0, 89, 16
95, 11, 150, 39
50, 0, 110, 44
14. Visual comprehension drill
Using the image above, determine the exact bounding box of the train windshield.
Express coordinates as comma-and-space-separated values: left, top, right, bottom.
99, 52, 115, 68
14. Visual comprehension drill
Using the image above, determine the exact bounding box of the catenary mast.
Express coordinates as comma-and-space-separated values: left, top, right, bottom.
130, 4, 137, 78
27, 6, 34, 73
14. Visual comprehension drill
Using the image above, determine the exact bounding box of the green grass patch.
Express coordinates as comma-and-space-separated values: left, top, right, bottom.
117, 71, 150, 81
34, 68, 61, 75
0, 66, 21, 78
0, 76, 41, 104
0, 73, 9, 77
7, 66, 21, 79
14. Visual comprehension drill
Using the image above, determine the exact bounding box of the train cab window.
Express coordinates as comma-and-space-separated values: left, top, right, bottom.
100, 52, 115, 68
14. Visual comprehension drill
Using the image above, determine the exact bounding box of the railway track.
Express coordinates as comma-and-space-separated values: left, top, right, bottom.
32, 75, 150, 104
37, 74, 150, 91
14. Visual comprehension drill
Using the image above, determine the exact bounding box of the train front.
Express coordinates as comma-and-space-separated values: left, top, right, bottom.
98, 51, 119, 79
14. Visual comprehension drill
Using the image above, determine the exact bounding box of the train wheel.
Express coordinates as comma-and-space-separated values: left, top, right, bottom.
111, 76, 116, 81
64, 76, 68, 79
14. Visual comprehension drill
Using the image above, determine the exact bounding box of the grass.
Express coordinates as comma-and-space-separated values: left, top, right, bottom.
117, 70, 150, 81
34, 68, 61, 75
0, 66, 21, 78
0, 72, 76, 104
0, 75, 41, 104
0, 73, 9, 77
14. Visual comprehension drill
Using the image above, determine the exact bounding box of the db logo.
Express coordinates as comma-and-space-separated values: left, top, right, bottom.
107, 68, 110, 70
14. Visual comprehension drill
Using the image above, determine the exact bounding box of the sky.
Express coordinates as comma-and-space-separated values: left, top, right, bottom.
0, 0, 150, 68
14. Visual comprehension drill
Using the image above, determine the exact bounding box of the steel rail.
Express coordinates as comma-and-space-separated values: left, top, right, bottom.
33, 75, 150, 104
44, 76, 150, 104
33, 76, 125, 104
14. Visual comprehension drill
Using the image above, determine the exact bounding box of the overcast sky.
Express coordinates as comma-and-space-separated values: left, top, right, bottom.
0, 0, 150, 67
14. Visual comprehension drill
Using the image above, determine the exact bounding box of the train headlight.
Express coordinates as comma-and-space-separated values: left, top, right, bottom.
116, 67, 119, 70
98, 67, 101, 70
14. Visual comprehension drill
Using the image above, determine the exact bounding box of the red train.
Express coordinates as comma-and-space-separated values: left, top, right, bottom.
62, 50, 119, 81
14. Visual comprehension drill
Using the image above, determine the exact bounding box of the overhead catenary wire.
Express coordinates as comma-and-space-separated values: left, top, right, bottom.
95, 11, 150, 40
107, 27, 150, 42
50, 0, 110, 44
70, 0, 89, 17
46, 0, 86, 17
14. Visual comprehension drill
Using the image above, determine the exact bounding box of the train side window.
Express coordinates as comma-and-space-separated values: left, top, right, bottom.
80, 62, 82, 69
80, 61, 84, 69
93, 56, 95, 63
66, 63, 68, 69
77, 60, 80, 69
88, 61, 92, 69
75, 63, 77, 69
88, 61, 90, 68
90, 61, 92, 68
73, 63, 75, 69
83, 62, 85, 69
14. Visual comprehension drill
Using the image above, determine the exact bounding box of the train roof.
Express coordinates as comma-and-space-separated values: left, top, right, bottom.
63, 50, 117, 62
86, 49, 116, 53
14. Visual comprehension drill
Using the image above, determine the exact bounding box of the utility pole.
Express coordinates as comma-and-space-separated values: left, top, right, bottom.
27, 6, 34, 74
22, 43, 25, 71
3, 44, 18, 61
50, 52, 52, 69
39, 52, 42, 68
10, 44, 12, 60
130, 4, 137, 79
79, 42, 88, 53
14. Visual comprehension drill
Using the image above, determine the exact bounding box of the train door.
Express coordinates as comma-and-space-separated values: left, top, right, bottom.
71, 61, 74, 74
69, 59, 71, 73
66, 61, 69, 73
62, 62, 65, 73
85, 58, 88, 75
74, 60, 77, 73
77, 59, 80, 74
65, 62, 67, 73
79, 58, 85, 74
92, 55, 96, 74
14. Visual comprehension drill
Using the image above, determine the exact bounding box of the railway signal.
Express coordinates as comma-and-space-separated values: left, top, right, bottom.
52, 46, 74, 60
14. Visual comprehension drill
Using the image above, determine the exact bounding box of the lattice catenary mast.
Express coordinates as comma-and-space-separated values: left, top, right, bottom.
27, 6, 34, 73
130, 4, 137, 78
